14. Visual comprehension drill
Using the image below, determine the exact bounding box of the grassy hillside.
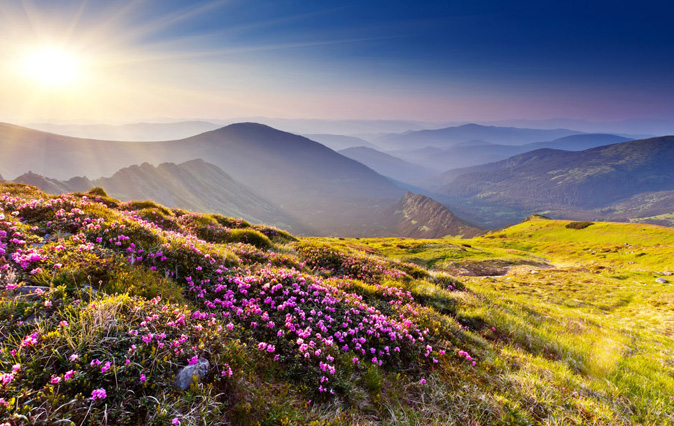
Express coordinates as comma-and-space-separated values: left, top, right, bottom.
313, 216, 674, 425
1, 185, 672, 425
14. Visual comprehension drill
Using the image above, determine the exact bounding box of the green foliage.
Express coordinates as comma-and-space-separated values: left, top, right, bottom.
3, 186, 674, 425
121, 200, 174, 216
224, 228, 271, 249
86, 187, 109, 197
565, 221, 594, 229
211, 213, 251, 229
104, 265, 185, 303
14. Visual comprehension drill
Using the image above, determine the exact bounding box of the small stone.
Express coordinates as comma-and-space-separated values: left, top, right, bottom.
530, 270, 539, 274
663, 271, 673, 276
175, 358, 210, 390
655, 278, 668, 284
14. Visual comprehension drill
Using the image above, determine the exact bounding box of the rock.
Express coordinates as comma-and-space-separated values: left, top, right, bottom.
175, 358, 210, 390
663, 271, 673, 276
655, 278, 668, 284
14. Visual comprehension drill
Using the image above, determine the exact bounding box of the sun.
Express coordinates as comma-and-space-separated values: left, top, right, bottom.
21, 47, 82, 87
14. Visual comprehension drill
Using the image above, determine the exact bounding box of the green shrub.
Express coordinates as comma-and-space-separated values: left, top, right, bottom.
104, 266, 185, 303
121, 200, 173, 217
566, 221, 594, 230
225, 229, 272, 249
211, 214, 251, 229
86, 187, 108, 197
252, 225, 297, 243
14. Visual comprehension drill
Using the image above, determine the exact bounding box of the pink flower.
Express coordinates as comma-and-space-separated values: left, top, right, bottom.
59, 321, 68, 327
90, 359, 101, 367
0, 374, 14, 385
64, 370, 75, 381
11, 364, 20, 373
419, 378, 427, 385
69, 353, 79, 362
172, 418, 181, 425
50, 375, 61, 384
90, 388, 106, 400
101, 362, 111, 373
188, 356, 199, 365
21, 332, 39, 347
140, 373, 147, 382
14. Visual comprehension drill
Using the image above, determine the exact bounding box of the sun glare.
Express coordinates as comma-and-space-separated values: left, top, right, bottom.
21, 47, 82, 87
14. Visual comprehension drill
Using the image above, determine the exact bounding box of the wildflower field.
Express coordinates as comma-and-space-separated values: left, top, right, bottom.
0, 183, 672, 425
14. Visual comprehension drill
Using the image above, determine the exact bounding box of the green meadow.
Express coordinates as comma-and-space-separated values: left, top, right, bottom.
314, 216, 674, 424
1, 185, 672, 425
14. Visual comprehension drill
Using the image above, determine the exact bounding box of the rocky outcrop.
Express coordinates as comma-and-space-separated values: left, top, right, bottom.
381, 192, 482, 238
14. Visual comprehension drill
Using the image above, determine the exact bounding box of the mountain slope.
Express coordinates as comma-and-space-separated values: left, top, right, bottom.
525, 133, 631, 151
437, 136, 674, 212
338, 146, 434, 183
375, 123, 582, 149
13, 172, 93, 195
0, 122, 405, 234
13, 160, 307, 233
304, 134, 379, 150
389, 134, 630, 172
378, 192, 482, 238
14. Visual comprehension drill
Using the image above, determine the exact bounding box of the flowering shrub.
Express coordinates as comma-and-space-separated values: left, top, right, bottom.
0, 185, 466, 425
295, 241, 408, 283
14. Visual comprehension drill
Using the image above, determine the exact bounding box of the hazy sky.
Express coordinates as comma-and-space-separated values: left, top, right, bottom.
1, 0, 673, 123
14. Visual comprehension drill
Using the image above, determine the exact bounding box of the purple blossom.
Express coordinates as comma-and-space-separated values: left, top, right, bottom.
90, 388, 107, 400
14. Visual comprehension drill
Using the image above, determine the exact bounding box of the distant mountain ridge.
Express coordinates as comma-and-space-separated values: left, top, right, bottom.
13, 161, 477, 238
13, 160, 308, 233
375, 123, 583, 149
433, 136, 674, 226
338, 146, 434, 183
303, 134, 379, 150
392, 133, 632, 172
0, 122, 406, 235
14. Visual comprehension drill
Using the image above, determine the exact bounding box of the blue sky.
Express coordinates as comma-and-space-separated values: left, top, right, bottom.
1, 0, 673, 122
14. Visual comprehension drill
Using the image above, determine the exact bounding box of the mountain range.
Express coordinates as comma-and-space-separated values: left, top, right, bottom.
432, 136, 674, 226
12, 160, 308, 233
0, 122, 410, 234
388, 133, 632, 174
374, 123, 583, 150
302, 134, 379, 151
3, 153, 478, 238
338, 146, 435, 183
1, 121, 673, 233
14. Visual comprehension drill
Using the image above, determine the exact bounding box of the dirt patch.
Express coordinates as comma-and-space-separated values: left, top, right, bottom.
441, 259, 553, 277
